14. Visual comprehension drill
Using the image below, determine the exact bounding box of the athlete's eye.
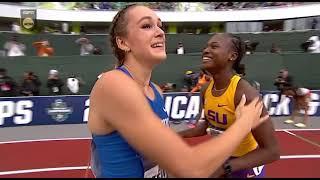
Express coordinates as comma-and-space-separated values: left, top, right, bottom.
142, 24, 153, 29
211, 45, 218, 49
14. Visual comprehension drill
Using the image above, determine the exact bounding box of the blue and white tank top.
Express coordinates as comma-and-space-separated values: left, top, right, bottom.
90, 66, 170, 178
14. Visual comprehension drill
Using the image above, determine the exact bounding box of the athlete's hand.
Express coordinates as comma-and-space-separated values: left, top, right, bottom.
235, 94, 269, 130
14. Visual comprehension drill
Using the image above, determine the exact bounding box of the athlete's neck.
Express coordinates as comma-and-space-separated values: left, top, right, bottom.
212, 71, 236, 90
122, 61, 152, 87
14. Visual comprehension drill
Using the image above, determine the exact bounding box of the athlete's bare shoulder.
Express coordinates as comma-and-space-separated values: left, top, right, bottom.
89, 68, 151, 128
92, 69, 134, 91
97, 69, 127, 83
90, 69, 142, 109
235, 78, 260, 106
88, 69, 128, 134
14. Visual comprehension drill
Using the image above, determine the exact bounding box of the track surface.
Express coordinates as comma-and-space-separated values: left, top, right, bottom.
0, 115, 319, 178
0, 129, 319, 178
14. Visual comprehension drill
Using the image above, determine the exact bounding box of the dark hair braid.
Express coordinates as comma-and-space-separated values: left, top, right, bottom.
226, 34, 246, 74
109, 3, 138, 67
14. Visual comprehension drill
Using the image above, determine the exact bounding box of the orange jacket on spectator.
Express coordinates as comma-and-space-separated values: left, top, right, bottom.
33, 41, 54, 57
190, 74, 211, 93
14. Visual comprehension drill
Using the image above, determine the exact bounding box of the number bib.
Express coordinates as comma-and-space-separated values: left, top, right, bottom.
143, 159, 168, 178
144, 165, 168, 178
206, 126, 225, 136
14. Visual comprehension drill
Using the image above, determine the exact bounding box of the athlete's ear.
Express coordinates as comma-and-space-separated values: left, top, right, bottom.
116, 36, 130, 52
229, 52, 238, 62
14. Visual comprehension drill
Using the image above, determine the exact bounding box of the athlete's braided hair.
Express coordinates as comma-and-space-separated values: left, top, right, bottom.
109, 3, 138, 67
225, 33, 246, 74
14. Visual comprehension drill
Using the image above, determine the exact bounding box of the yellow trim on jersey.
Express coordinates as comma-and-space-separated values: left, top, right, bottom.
204, 75, 258, 157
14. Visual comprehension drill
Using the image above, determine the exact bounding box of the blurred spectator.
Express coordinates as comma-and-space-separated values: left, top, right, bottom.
33, 39, 54, 57
73, 2, 90, 10
75, 34, 94, 56
80, 26, 86, 34
11, 22, 21, 33
0, 68, 18, 97
214, 2, 226, 9
244, 40, 259, 54
180, 86, 189, 92
263, 25, 270, 32
52, 23, 62, 34
225, 2, 234, 9
190, 71, 211, 93
99, 2, 112, 10
43, 26, 52, 33
176, 42, 185, 55
61, 22, 69, 34
92, 47, 103, 55
47, 69, 64, 95
66, 74, 85, 95
89, 2, 99, 9
274, 68, 294, 103
307, 36, 320, 53
301, 40, 310, 52
14, 2, 312, 11
20, 71, 41, 96
270, 43, 281, 54
261, 2, 273, 7
183, 70, 200, 92
160, 82, 177, 92
3, 35, 26, 57
311, 18, 318, 30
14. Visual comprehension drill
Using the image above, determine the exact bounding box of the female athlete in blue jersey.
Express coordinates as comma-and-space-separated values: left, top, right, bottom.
87, 4, 269, 178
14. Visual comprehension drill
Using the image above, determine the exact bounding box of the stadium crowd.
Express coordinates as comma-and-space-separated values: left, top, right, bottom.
3, 2, 312, 11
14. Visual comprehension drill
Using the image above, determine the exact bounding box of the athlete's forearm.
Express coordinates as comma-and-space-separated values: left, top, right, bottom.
188, 118, 251, 177
229, 146, 280, 173
178, 127, 207, 138
178, 122, 207, 138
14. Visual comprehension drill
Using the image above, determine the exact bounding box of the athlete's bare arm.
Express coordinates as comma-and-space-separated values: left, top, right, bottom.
179, 82, 210, 138
88, 71, 267, 177
222, 79, 280, 174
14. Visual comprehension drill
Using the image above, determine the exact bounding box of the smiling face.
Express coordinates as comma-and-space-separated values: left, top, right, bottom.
115, 5, 166, 66
201, 33, 238, 74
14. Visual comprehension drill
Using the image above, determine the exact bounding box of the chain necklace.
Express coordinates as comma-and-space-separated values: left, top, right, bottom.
213, 84, 228, 92
123, 64, 149, 87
